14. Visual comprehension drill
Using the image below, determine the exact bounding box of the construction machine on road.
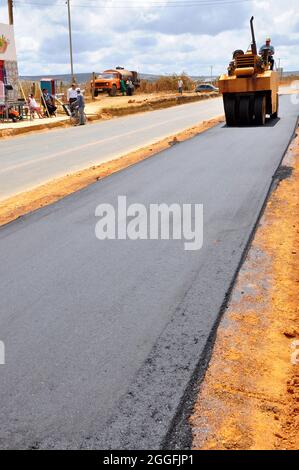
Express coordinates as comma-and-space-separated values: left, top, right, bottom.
218, 17, 279, 126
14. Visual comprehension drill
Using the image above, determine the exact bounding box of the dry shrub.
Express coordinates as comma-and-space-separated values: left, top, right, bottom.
19, 73, 196, 101
139, 73, 195, 94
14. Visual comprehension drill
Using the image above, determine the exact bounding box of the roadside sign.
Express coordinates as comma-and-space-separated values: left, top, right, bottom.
0, 23, 17, 61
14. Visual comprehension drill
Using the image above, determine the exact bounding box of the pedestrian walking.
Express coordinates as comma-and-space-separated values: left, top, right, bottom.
178, 78, 183, 94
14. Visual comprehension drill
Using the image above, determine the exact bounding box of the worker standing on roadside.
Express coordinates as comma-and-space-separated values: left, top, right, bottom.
178, 78, 183, 94
120, 79, 126, 96
67, 83, 78, 107
72, 88, 86, 126
126, 78, 134, 96
259, 37, 275, 70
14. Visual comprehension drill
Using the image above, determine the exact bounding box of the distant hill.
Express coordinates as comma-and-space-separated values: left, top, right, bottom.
20, 70, 299, 84
283, 71, 299, 76
20, 72, 210, 84
20, 72, 164, 84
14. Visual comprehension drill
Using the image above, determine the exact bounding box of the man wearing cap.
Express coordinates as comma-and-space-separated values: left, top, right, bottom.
259, 37, 275, 70
72, 88, 86, 126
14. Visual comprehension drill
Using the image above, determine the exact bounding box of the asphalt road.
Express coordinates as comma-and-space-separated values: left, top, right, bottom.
0, 97, 223, 200
0, 95, 298, 450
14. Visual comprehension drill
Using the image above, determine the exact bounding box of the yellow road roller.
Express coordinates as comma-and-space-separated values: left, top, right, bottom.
218, 17, 279, 126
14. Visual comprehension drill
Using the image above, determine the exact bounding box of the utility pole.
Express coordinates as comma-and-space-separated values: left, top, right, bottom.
210, 65, 213, 84
8, 0, 14, 25
66, 0, 75, 82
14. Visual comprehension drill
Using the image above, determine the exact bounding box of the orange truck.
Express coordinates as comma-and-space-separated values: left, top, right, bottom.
91, 67, 140, 97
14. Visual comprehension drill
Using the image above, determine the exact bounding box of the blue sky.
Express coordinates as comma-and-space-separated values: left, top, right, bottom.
0, 0, 298, 76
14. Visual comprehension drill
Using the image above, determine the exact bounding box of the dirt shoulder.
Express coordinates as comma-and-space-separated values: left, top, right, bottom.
0, 92, 218, 140
190, 128, 299, 450
86, 91, 219, 118
0, 116, 223, 227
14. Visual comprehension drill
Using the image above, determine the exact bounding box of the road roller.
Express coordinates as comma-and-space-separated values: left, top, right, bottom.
218, 17, 279, 126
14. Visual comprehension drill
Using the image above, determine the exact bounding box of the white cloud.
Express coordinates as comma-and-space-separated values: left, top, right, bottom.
0, 0, 298, 76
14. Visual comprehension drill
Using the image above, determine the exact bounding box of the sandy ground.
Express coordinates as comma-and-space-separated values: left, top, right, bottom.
85, 92, 219, 120
0, 116, 223, 227
85, 92, 174, 113
0, 115, 69, 138
191, 128, 299, 450
0, 115, 67, 130
279, 86, 299, 95
85, 91, 205, 114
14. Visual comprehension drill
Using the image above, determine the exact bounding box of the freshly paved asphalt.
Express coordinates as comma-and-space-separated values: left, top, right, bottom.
0, 95, 298, 449
0, 97, 223, 200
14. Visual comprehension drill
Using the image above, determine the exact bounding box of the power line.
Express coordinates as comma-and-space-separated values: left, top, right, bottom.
74, 0, 251, 4
14, 0, 251, 2
75, 0, 252, 7
14, 0, 252, 8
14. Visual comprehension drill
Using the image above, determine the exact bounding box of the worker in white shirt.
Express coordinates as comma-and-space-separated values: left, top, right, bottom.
178, 78, 183, 94
67, 83, 78, 107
